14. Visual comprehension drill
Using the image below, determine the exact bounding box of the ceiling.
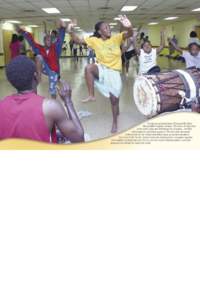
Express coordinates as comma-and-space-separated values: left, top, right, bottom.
0, 0, 200, 31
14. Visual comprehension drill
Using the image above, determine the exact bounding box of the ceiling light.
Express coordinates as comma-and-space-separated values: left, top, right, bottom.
114, 17, 120, 21
164, 17, 179, 20
121, 6, 137, 12
148, 22, 159, 25
29, 25, 39, 28
42, 8, 60, 14
3, 22, 14, 30
192, 8, 200, 12
7, 20, 21, 24
109, 23, 117, 26
61, 18, 71, 22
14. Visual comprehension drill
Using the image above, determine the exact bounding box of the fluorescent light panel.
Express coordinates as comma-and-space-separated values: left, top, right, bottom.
192, 8, 200, 12
164, 17, 178, 20
7, 20, 21, 24
42, 8, 60, 14
148, 22, 159, 25
61, 18, 71, 22
121, 6, 138, 12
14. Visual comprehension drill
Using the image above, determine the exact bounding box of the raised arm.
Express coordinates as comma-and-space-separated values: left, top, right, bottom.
169, 38, 183, 54
118, 15, 133, 40
57, 81, 85, 143
132, 34, 141, 55
157, 30, 165, 54
67, 20, 86, 45
15, 24, 41, 54
55, 20, 67, 56
44, 81, 84, 143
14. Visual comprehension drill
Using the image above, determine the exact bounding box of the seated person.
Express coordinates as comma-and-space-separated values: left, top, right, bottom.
0, 55, 84, 144
189, 31, 200, 46
133, 30, 165, 75
169, 39, 200, 69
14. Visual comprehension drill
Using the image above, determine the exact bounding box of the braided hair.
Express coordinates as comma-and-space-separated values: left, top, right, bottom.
93, 21, 105, 38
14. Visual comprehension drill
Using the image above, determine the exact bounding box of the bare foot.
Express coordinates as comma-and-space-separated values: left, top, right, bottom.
111, 123, 118, 134
82, 96, 96, 103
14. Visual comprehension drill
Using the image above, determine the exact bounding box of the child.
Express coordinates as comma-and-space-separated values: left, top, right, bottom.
16, 20, 66, 99
133, 30, 165, 75
122, 28, 142, 75
169, 39, 200, 69
9, 34, 20, 59
67, 15, 133, 133
189, 31, 200, 46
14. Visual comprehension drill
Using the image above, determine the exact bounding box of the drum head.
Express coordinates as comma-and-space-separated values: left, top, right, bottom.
133, 76, 160, 117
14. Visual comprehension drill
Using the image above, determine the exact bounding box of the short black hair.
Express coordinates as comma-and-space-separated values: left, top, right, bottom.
11, 34, 18, 44
6, 55, 36, 92
188, 42, 200, 49
190, 31, 198, 38
18, 35, 24, 42
141, 40, 151, 49
51, 30, 58, 36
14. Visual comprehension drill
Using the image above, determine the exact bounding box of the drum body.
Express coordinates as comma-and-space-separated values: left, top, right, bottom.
134, 68, 200, 117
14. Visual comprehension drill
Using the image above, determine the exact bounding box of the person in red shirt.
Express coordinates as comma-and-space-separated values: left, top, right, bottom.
16, 20, 66, 99
0, 55, 84, 144
9, 34, 20, 59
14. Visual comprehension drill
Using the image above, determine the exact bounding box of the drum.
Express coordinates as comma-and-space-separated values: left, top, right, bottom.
133, 68, 200, 117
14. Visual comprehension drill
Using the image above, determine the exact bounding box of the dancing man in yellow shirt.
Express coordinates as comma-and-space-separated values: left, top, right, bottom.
67, 15, 133, 133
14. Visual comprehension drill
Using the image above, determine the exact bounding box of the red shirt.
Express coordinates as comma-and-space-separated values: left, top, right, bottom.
0, 92, 57, 143
9, 41, 20, 59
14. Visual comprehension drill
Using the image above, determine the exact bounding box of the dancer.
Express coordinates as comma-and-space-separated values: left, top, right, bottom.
18, 35, 26, 55
122, 35, 137, 75
67, 15, 134, 133
79, 45, 84, 56
169, 39, 200, 68
122, 27, 142, 75
9, 34, 20, 59
87, 47, 95, 64
189, 31, 200, 46
69, 40, 74, 56
15, 20, 66, 99
133, 30, 165, 74
0, 56, 84, 143
73, 43, 79, 62
168, 35, 178, 57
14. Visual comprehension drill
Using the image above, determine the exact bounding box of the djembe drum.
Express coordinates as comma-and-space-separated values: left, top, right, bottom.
133, 68, 200, 117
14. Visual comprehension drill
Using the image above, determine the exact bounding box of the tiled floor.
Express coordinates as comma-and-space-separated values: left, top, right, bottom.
0, 56, 185, 141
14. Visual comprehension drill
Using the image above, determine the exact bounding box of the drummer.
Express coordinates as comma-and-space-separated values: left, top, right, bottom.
168, 39, 200, 69
133, 29, 165, 75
